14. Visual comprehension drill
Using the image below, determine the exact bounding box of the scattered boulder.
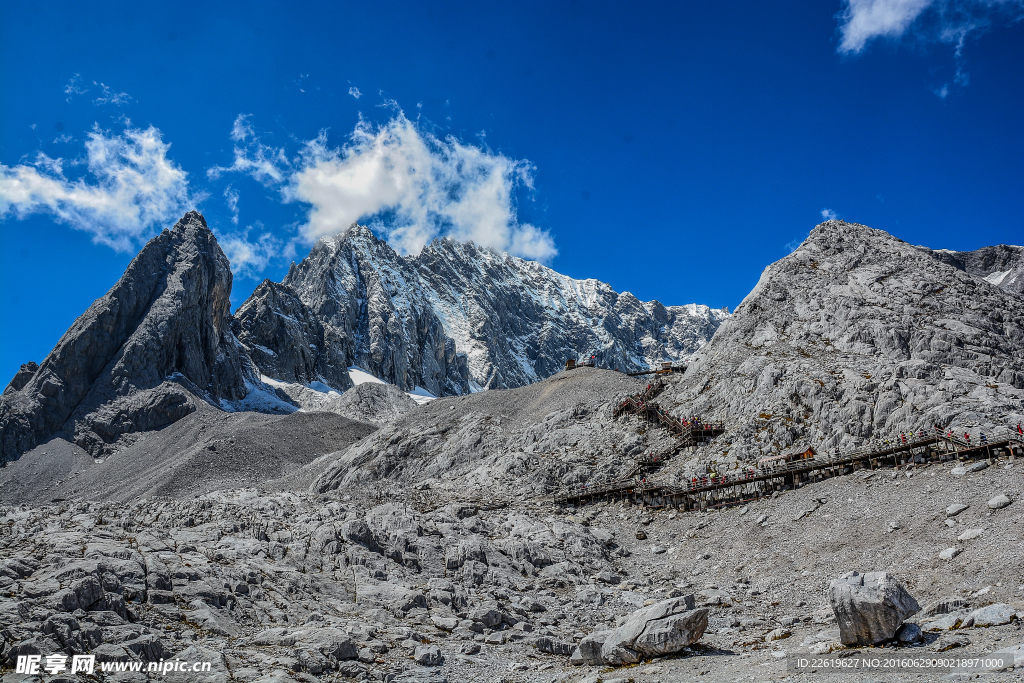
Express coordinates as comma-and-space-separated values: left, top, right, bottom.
577, 595, 707, 666
895, 623, 922, 643
534, 636, 574, 655
988, 494, 1012, 509
969, 603, 1016, 627
966, 461, 989, 473
828, 571, 920, 646
945, 503, 969, 517
939, 548, 960, 561
957, 528, 984, 541
413, 644, 443, 666
921, 610, 971, 632
932, 633, 971, 652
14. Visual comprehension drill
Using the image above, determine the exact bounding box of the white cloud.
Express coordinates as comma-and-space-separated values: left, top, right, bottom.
821, 208, 839, 220
224, 185, 240, 224
210, 111, 557, 262
217, 223, 283, 277
93, 82, 132, 106
837, 0, 933, 53
286, 113, 556, 261
837, 0, 1024, 55
207, 127, 289, 186
348, 86, 362, 99
64, 74, 88, 101
0, 125, 193, 252
230, 114, 254, 142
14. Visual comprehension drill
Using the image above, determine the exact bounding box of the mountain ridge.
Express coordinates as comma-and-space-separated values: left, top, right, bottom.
238, 223, 729, 395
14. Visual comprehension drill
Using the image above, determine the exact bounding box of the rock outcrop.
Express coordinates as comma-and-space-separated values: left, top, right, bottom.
577, 595, 708, 665
231, 280, 352, 390
0, 212, 251, 461
931, 243, 1024, 295
828, 571, 920, 645
662, 220, 1024, 464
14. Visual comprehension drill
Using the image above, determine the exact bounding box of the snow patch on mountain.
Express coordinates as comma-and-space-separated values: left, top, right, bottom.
237, 225, 728, 396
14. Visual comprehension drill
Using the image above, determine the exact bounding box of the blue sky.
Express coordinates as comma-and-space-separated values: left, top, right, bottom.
2, 0, 1023, 384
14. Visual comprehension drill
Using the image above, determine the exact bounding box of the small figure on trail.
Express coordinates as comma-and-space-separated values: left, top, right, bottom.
981, 432, 987, 444
1018, 422, 1023, 435
964, 432, 971, 444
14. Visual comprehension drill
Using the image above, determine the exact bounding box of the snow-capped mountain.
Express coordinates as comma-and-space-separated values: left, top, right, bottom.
235, 225, 729, 395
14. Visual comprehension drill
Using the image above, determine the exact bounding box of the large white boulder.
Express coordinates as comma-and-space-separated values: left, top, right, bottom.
577, 595, 707, 666
828, 571, 920, 646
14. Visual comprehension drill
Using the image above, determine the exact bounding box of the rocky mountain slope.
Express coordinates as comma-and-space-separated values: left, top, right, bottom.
236, 225, 727, 396
655, 220, 1024, 472
0, 212, 253, 462
933, 243, 1024, 295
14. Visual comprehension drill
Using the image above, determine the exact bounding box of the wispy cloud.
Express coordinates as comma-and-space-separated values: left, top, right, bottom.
836, 0, 1024, 93
218, 222, 287, 277
821, 208, 839, 220
230, 114, 254, 142
210, 110, 557, 262
224, 185, 240, 225
93, 82, 132, 106
207, 116, 289, 186
348, 86, 362, 99
0, 125, 194, 252
837, 0, 933, 53
62, 74, 133, 105
64, 74, 88, 102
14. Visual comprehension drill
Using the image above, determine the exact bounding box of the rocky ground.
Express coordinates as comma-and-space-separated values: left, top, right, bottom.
2, 403, 1021, 682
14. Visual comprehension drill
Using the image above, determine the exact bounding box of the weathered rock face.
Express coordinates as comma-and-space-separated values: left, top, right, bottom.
0, 211, 251, 461
577, 595, 708, 665
931, 244, 1024, 295
3, 362, 39, 395
231, 279, 352, 390
828, 571, 920, 646
282, 227, 472, 397
662, 220, 1024, 464
248, 225, 726, 395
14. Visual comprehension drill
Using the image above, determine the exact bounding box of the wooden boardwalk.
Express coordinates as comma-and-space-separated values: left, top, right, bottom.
555, 407, 1024, 508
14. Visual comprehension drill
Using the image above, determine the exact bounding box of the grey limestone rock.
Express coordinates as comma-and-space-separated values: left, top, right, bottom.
920, 596, 968, 618
578, 594, 708, 666
969, 603, 1016, 627
0, 211, 251, 460
930, 243, 1024, 295
662, 220, 1024, 465
828, 571, 920, 645
988, 494, 1012, 509
3, 362, 39, 395
232, 279, 352, 390
413, 644, 443, 666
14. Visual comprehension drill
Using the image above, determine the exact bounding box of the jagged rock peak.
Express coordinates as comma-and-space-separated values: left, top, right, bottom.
232, 279, 352, 391
247, 223, 727, 394
0, 211, 252, 461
